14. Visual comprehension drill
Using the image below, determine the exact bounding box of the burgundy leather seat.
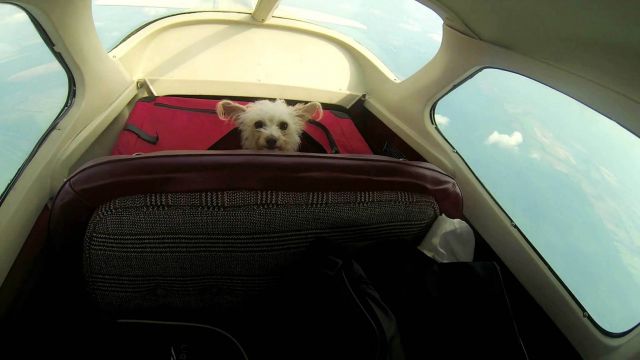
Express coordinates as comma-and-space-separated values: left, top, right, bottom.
51, 151, 462, 226
48, 151, 462, 320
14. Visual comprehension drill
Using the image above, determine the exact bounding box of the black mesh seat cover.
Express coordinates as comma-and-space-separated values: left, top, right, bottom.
84, 190, 438, 317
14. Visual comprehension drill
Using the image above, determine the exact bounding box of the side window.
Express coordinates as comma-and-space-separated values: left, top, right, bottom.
434, 68, 640, 335
0, 4, 72, 201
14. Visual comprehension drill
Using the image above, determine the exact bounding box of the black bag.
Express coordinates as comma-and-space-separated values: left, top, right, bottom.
244, 254, 405, 360
375, 249, 529, 360
321, 256, 405, 360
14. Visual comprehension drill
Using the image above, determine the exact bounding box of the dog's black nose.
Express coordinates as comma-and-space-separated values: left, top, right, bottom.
266, 137, 277, 149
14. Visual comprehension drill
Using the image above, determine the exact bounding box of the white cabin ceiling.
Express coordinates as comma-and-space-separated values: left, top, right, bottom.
429, 0, 640, 104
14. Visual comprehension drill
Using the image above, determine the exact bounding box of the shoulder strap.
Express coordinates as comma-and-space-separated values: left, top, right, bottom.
124, 123, 159, 144
307, 120, 340, 154
321, 256, 405, 360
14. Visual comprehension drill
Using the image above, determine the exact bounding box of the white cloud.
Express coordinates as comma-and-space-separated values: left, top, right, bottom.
615, 242, 640, 288
428, 32, 442, 43
0, 42, 17, 61
142, 7, 173, 16
598, 166, 619, 187
398, 20, 422, 32
534, 127, 576, 165
504, 103, 526, 114
0, 12, 28, 26
7, 61, 60, 82
434, 114, 449, 126
485, 130, 523, 149
526, 125, 576, 174
278, 6, 367, 29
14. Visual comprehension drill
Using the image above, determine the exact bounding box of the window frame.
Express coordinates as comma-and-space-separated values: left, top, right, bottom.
0, 3, 76, 207
94, 3, 442, 81
430, 66, 639, 337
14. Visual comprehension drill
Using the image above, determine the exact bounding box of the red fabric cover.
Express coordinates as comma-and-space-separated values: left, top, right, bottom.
111, 97, 236, 155
111, 97, 372, 155
304, 110, 372, 154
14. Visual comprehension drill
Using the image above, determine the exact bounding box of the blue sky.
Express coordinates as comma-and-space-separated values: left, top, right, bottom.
1, 0, 639, 334
0, 4, 68, 195
436, 69, 640, 333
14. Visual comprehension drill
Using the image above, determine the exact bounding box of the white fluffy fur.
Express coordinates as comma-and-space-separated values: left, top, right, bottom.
217, 99, 323, 152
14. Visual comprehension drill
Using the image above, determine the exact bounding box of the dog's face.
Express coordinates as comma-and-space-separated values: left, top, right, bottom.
217, 99, 322, 152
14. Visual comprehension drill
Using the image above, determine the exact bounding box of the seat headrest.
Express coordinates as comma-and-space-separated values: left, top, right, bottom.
51, 151, 462, 242
49, 151, 463, 256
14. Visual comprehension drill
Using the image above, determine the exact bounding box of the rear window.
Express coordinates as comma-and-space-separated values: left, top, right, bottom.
275, 0, 443, 80
92, 0, 257, 50
434, 68, 640, 334
92, 0, 443, 81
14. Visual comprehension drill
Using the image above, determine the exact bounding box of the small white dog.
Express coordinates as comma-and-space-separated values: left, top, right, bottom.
217, 99, 323, 152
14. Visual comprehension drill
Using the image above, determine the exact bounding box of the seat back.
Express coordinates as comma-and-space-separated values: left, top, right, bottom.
49, 151, 462, 319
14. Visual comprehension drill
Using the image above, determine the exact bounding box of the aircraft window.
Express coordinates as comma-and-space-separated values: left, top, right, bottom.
275, 0, 443, 80
92, 0, 443, 81
92, 0, 257, 50
0, 4, 72, 203
434, 68, 640, 335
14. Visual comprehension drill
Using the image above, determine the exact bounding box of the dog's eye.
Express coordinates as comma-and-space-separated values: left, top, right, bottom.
254, 121, 264, 129
278, 122, 288, 131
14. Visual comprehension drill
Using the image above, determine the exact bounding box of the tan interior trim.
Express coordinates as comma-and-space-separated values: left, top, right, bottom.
252, 0, 281, 23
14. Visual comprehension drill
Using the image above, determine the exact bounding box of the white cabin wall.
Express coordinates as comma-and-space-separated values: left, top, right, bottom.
113, 13, 375, 107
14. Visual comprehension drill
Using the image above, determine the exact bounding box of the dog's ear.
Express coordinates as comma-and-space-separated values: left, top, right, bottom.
217, 100, 246, 120
294, 101, 323, 121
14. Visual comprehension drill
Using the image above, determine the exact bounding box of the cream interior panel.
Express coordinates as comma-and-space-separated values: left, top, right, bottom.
114, 15, 367, 103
